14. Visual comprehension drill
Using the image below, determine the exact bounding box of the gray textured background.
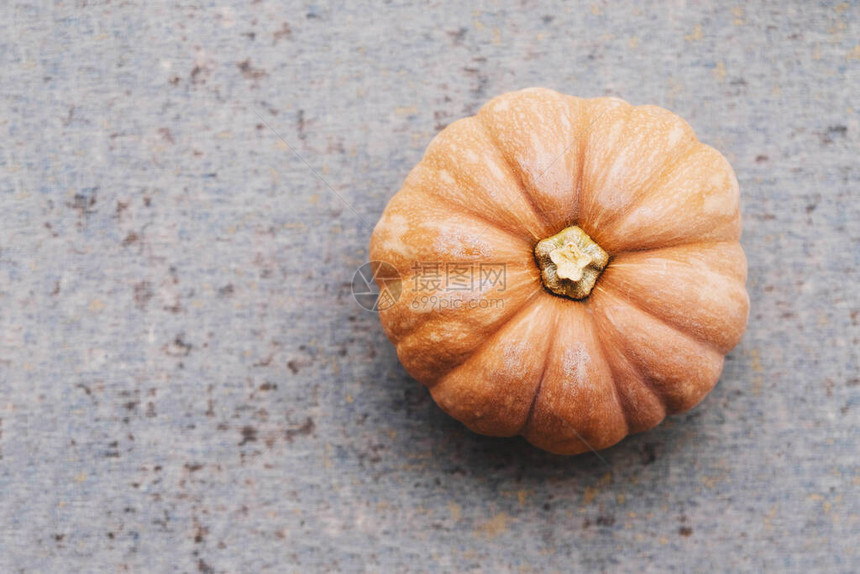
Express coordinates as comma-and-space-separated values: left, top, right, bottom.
1, 1, 858, 572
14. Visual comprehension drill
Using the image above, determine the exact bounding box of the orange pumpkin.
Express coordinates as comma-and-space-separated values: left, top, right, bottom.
370, 88, 749, 455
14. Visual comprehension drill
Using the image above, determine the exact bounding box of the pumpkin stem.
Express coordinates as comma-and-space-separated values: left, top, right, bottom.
534, 226, 609, 300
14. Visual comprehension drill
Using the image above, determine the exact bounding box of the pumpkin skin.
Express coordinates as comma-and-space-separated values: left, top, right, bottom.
370, 87, 749, 455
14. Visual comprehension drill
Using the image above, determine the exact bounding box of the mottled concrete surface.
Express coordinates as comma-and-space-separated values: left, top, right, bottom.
0, 1, 858, 572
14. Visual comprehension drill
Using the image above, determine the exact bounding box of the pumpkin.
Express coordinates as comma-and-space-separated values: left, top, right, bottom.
369, 88, 749, 455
